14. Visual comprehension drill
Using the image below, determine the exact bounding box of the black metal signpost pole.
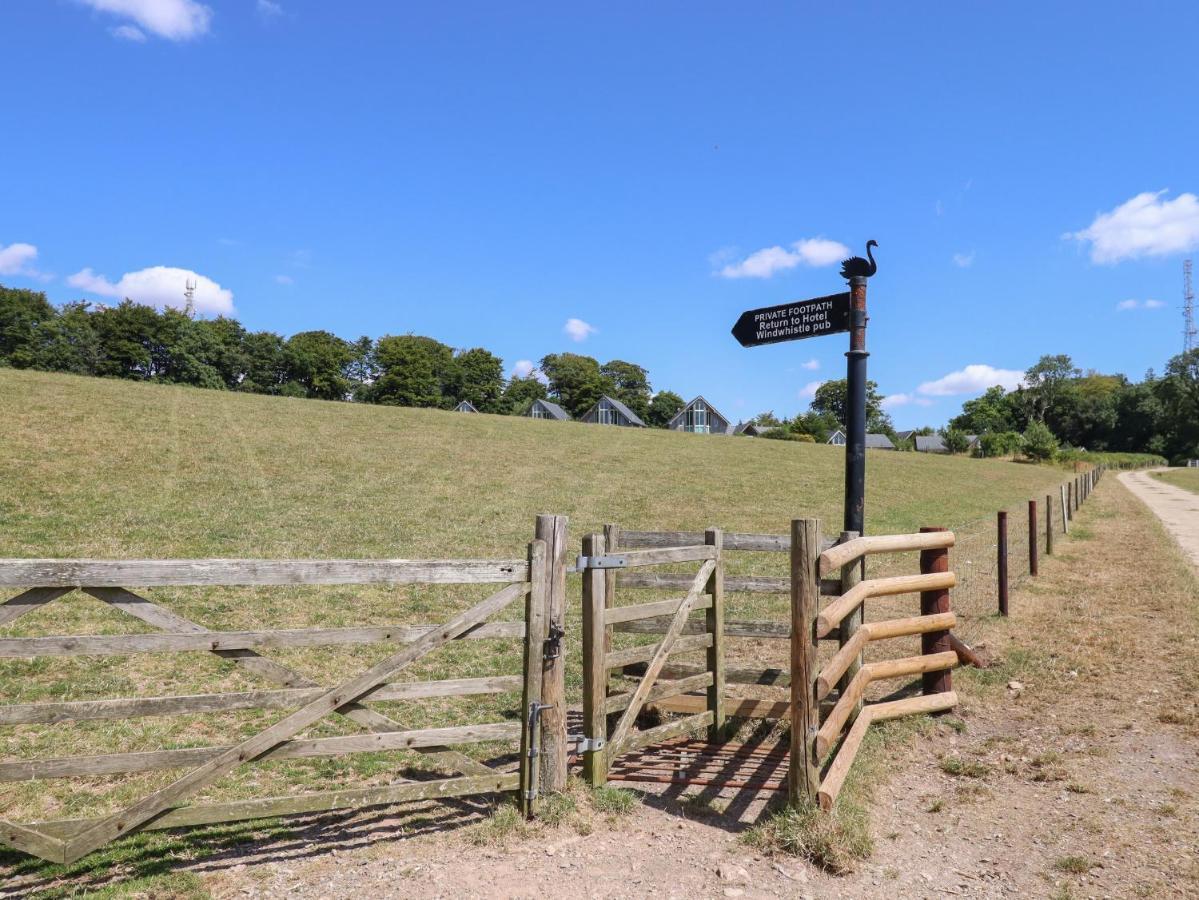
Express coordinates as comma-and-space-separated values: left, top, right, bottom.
844, 275, 869, 538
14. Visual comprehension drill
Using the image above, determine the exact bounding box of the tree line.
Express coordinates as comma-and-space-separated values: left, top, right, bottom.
0, 285, 690, 425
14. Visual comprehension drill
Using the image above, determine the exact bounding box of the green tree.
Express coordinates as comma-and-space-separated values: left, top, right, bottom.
90, 300, 161, 379
369, 334, 454, 407
809, 378, 891, 432
600, 360, 651, 421
539, 352, 608, 418
1023, 354, 1079, 423
950, 385, 1017, 434
942, 428, 971, 454
448, 348, 505, 413
32, 302, 100, 375
284, 330, 355, 400
646, 390, 685, 428
1154, 349, 1199, 463
345, 336, 378, 400
0, 286, 56, 367
502, 373, 548, 414
241, 331, 289, 394
1022, 420, 1059, 461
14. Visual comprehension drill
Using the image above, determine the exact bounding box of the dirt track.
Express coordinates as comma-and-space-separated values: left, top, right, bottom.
1120, 468, 1199, 569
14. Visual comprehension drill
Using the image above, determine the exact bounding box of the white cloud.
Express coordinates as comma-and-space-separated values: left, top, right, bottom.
799, 380, 825, 400
881, 393, 932, 409
274, 274, 294, 285
68, 265, 234, 315
511, 360, 548, 384
717, 237, 850, 279
1117, 298, 1165, 311
1067, 191, 1199, 264
563, 318, 596, 342
256, 0, 283, 16
0, 242, 47, 279
801, 358, 820, 371
110, 24, 146, 41
78, 0, 211, 41
953, 251, 975, 268
917, 364, 1025, 397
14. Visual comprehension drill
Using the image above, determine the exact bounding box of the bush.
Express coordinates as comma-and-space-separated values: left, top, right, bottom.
977, 431, 1023, 458
943, 428, 971, 454
1022, 420, 1059, 461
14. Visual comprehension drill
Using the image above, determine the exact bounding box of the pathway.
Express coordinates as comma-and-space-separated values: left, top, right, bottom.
1119, 468, 1199, 569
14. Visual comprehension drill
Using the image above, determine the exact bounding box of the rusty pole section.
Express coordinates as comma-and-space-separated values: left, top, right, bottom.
997, 511, 1009, 617
843, 276, 869, 541
919, 526, 952, 695
1028, 499, 1039, 576
1045, 493, 1054, 556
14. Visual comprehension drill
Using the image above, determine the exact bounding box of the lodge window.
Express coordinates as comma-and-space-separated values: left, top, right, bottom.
685, 401, 709, 433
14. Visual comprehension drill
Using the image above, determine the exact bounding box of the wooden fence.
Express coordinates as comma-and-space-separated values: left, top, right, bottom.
0, 547, 552, 865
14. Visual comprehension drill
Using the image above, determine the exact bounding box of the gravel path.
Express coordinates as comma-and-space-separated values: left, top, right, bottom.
1119, 468, 1199, 568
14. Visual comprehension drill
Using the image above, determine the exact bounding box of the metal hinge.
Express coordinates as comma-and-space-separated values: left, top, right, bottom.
543, 621, 565, 660
576, 736, 606, 753
575, 554, 628, 570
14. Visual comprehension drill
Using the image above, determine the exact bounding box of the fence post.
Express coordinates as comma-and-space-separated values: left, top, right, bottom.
1066, 482, 1073, 521
837, 530, 863, 721
1061, 483, 1070, 533
602, 524, 621, 735
704, 527, 726, 742
534, 514, 568, 794
1045, 494, 1054, 556
1028, 500, 1038, 576
519, 538, 548, 818
919, 526, 952, 695
581, 532, 608, 786
789, 518, 821, 807
997, 511, 1009, 617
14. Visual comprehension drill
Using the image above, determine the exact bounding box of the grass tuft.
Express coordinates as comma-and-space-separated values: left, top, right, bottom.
939, 755, 990, 778
743, 801, 872, 875
1052, 855, 1093, 874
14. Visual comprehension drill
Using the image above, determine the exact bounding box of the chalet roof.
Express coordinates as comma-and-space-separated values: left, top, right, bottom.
529, 398, 570, 420
588, 395, 646, 427
865, 433, 896, 449
895, 430, 916, 442
667, 395, 731, 430
454, 400, 479, 413
915, 434, 946, 452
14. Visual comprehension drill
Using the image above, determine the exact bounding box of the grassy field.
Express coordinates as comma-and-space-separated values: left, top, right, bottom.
1154, 467, 1199, 495
0, 367, 1071, 884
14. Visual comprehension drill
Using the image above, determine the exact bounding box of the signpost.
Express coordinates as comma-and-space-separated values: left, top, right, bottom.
730, 242, 877, 540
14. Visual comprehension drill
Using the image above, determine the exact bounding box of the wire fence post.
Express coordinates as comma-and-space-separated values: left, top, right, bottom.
1045, 493, 1054, 556
919, 526, 952, 695
997, 511, 1009, 617
1028, 499, 1038, 576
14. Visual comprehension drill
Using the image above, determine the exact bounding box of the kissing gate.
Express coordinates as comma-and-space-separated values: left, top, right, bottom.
0, 515, 968, 863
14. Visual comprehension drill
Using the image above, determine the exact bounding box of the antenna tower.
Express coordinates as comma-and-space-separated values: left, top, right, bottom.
1185, 260, 1196, 354
183, 279, 196, 318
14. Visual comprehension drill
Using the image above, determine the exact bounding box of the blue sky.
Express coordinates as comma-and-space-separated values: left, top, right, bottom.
3, 1, 1198, 427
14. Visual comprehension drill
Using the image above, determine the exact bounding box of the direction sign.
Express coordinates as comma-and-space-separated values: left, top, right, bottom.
730, 292, 852, 348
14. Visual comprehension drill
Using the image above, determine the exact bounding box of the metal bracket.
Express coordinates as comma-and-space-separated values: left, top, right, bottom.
575, 554, 627, 570
576, 736, 606, 754
543, 621, 565, 660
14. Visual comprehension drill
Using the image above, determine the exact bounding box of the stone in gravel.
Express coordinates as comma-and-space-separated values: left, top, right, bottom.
716, 863, 750, 883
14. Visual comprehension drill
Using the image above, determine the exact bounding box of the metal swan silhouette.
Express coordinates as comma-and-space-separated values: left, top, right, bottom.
839, 240, 878, 280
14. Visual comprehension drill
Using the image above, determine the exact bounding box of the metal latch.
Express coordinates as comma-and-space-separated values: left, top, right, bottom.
576, 736, 606, 753
543, 621, 565, 660
523, 701, 554, 801
575, 554, 628, 570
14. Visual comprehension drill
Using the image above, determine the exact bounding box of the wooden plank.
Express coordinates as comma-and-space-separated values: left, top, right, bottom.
617, 660, 787, 686
836, 530, 863, 726
817, 531, 956, 577
0, 820, 66, 864
616, 546, 717, 567
0, 588, 72, 627
610, 711, 714, 757
90, 589, 497, 780
869, 691, 958, 722
617, 572, 788, 593
616, 531, 837, 553
535, 514, 569, 794
60, 580, 526, 864
0, 723, 520, 781
603, 595, 712, 625
581, 533, 608, 786
607, 558, 716, 749
0, 622, 526, 658
603, 672, 713, 714
816, 628, 869, 701
816, 571, 957, 639
0, 676, 523, 726
0, 559, 527, 587
705, 528, 725, 742
519, 539, 548, 817
32, 773, 520, 839
611, 618, 785, 638
603, 633, 712, 669
650, 694, 790, 720
815, 667, 868, 759
816, 705, 870, 811
865, 651, 957, 682
790, 518, 821, 807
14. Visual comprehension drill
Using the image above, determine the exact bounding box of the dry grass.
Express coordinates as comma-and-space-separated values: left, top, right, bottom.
1153, 468, 1199, 495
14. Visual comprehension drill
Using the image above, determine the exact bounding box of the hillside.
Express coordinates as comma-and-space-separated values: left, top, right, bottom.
0, 368, 1064, 560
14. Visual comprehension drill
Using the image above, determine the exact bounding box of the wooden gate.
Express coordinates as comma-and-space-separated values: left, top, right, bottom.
0, 544, 551, 864
577, 531, 723, 784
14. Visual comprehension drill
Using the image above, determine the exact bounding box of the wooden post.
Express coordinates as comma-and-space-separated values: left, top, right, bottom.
1028, 500, 1038, 576
534, 514, 568, 794
602, 523, 621, 736
919, 527, 952, 695
519, 539, 548, 817
581, 533, 608, 786
1045, 494, 1054, 556
705, 528, 725, 742
837, 530, 863, 721
997, 511, 1009, 617
789, 518, 821, 806
1061, 484, 1070, 533
1067, 482, 1073, 521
